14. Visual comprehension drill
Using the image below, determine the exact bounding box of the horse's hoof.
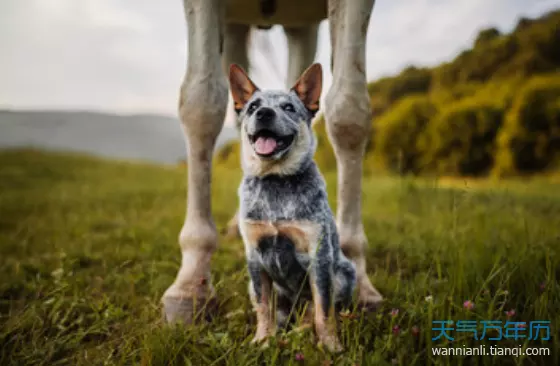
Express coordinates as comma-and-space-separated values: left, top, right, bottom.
162, 295, 217, 324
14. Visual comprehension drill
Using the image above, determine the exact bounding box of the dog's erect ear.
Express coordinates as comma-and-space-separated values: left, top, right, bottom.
229, 64, 259, 112
291, 63, 322, 114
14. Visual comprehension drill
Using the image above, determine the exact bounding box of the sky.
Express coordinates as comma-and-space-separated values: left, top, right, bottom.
1, 0, 559, 124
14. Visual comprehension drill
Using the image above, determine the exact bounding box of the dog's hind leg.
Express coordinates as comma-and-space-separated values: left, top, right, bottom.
334, 257, 357, 312
162, 0, 228, 324
274, 288, 293, 330
324, 0, 383, 310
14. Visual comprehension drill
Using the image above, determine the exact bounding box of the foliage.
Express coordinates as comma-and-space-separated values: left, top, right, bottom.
368, 66, 432, 117
494, 74, 560, 176
420, 99, 504, 176
367, 10, 560, 116
474, 27, 501, 48
312, 117, 338, 174
372, 95, 436, 174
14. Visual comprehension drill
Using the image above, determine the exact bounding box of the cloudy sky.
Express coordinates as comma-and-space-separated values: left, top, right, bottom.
1, 0, 558, 122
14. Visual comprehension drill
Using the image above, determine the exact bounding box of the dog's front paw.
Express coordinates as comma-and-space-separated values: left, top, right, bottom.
318, 334, 343, 353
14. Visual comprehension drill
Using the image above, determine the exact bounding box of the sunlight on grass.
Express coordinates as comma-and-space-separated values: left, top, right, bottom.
0, 149, 558, 365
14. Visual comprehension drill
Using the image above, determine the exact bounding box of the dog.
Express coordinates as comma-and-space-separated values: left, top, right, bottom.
228, 63, 357, 352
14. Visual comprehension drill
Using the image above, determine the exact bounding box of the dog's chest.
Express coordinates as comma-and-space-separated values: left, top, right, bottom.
239, 172, 321, 222
254, 234, 312, 295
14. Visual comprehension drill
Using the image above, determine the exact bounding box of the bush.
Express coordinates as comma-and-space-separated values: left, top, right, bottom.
371, 95, 436, 174
214, 140, 241, 169
312, 117, 338, 173
368, 67, 432, 117
420, 99, 504, 176
494, 74, 560, 176
474, 27, 501, 47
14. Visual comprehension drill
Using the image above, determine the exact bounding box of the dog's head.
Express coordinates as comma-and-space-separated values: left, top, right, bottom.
228, 63, 322, 177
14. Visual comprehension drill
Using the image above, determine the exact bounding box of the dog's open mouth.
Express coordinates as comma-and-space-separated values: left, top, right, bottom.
248, 130, 295, 157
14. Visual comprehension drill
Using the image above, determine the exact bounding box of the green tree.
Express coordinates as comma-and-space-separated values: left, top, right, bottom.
372, 95, 436, 174
494, 74, 560, 176
421, 99, 504, 176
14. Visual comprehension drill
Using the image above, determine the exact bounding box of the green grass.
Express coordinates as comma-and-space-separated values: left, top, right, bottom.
0, 149, 559, 365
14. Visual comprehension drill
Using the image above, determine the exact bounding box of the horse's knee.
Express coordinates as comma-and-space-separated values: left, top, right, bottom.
178, 78, 228, 142
324, 87, 372, 155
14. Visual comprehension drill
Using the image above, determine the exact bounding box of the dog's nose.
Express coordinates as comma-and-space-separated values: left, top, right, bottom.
255, 107, 275, 123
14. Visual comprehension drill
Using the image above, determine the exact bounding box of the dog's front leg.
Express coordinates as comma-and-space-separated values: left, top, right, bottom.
248, 260, 274, 344
309, 240, 343, 352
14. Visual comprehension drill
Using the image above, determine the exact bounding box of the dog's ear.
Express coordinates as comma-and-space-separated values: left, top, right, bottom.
291, 63, 322, 114
229, 64, 259, 113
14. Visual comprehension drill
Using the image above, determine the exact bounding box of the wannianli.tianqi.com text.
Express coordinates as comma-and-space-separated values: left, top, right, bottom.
432, 345, 550, 357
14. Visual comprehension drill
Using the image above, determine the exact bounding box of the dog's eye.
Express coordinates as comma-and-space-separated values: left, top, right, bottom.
247, 102, 259, 114
281, 103, 295, 113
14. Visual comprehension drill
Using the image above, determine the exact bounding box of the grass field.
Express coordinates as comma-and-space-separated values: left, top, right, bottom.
0, 149, 558, 365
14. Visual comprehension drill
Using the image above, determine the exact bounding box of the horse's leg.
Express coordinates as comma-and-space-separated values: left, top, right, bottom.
284, 24, 319, 85
324, 0, 383, 309
162, 0, 228, 323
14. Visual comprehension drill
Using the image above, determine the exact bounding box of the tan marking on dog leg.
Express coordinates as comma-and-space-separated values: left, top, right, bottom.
310, 281, 342, 352
324, 0, 383, 309
252, 271, 275, 343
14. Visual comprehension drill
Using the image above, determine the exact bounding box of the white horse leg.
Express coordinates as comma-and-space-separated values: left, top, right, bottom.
284, 24, 319, 85
162, 0, 228, 323
324, 0, 383, 309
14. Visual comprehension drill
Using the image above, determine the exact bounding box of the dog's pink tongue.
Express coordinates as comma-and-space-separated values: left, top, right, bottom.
254, 136, 277, 155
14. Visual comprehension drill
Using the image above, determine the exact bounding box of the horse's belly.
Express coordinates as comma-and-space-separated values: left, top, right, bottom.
225, 0, 327, 27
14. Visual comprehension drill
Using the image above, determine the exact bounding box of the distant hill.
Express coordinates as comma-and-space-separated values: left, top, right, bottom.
0, 110, 238, 164
366, 9, 560, 117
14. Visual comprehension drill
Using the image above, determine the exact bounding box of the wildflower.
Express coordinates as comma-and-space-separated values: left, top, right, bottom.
392, 325, 400, 335
390, 308, 399, 317
411, 325, 420, 336
539, 282, 546, 292
425, 295, 433, 303
295, 353, 305, 362
505, 309, 516, 318
463, 300, 475, 310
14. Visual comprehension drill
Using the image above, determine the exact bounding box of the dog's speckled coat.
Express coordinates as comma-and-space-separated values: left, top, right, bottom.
230, 63, 356, 351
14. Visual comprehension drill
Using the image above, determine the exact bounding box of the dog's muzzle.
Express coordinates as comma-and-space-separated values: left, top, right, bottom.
248, 129, 295, 158
248, 107, 296, 158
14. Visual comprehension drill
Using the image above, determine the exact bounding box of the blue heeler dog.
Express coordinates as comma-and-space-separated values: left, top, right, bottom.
228, 63, 356, 352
